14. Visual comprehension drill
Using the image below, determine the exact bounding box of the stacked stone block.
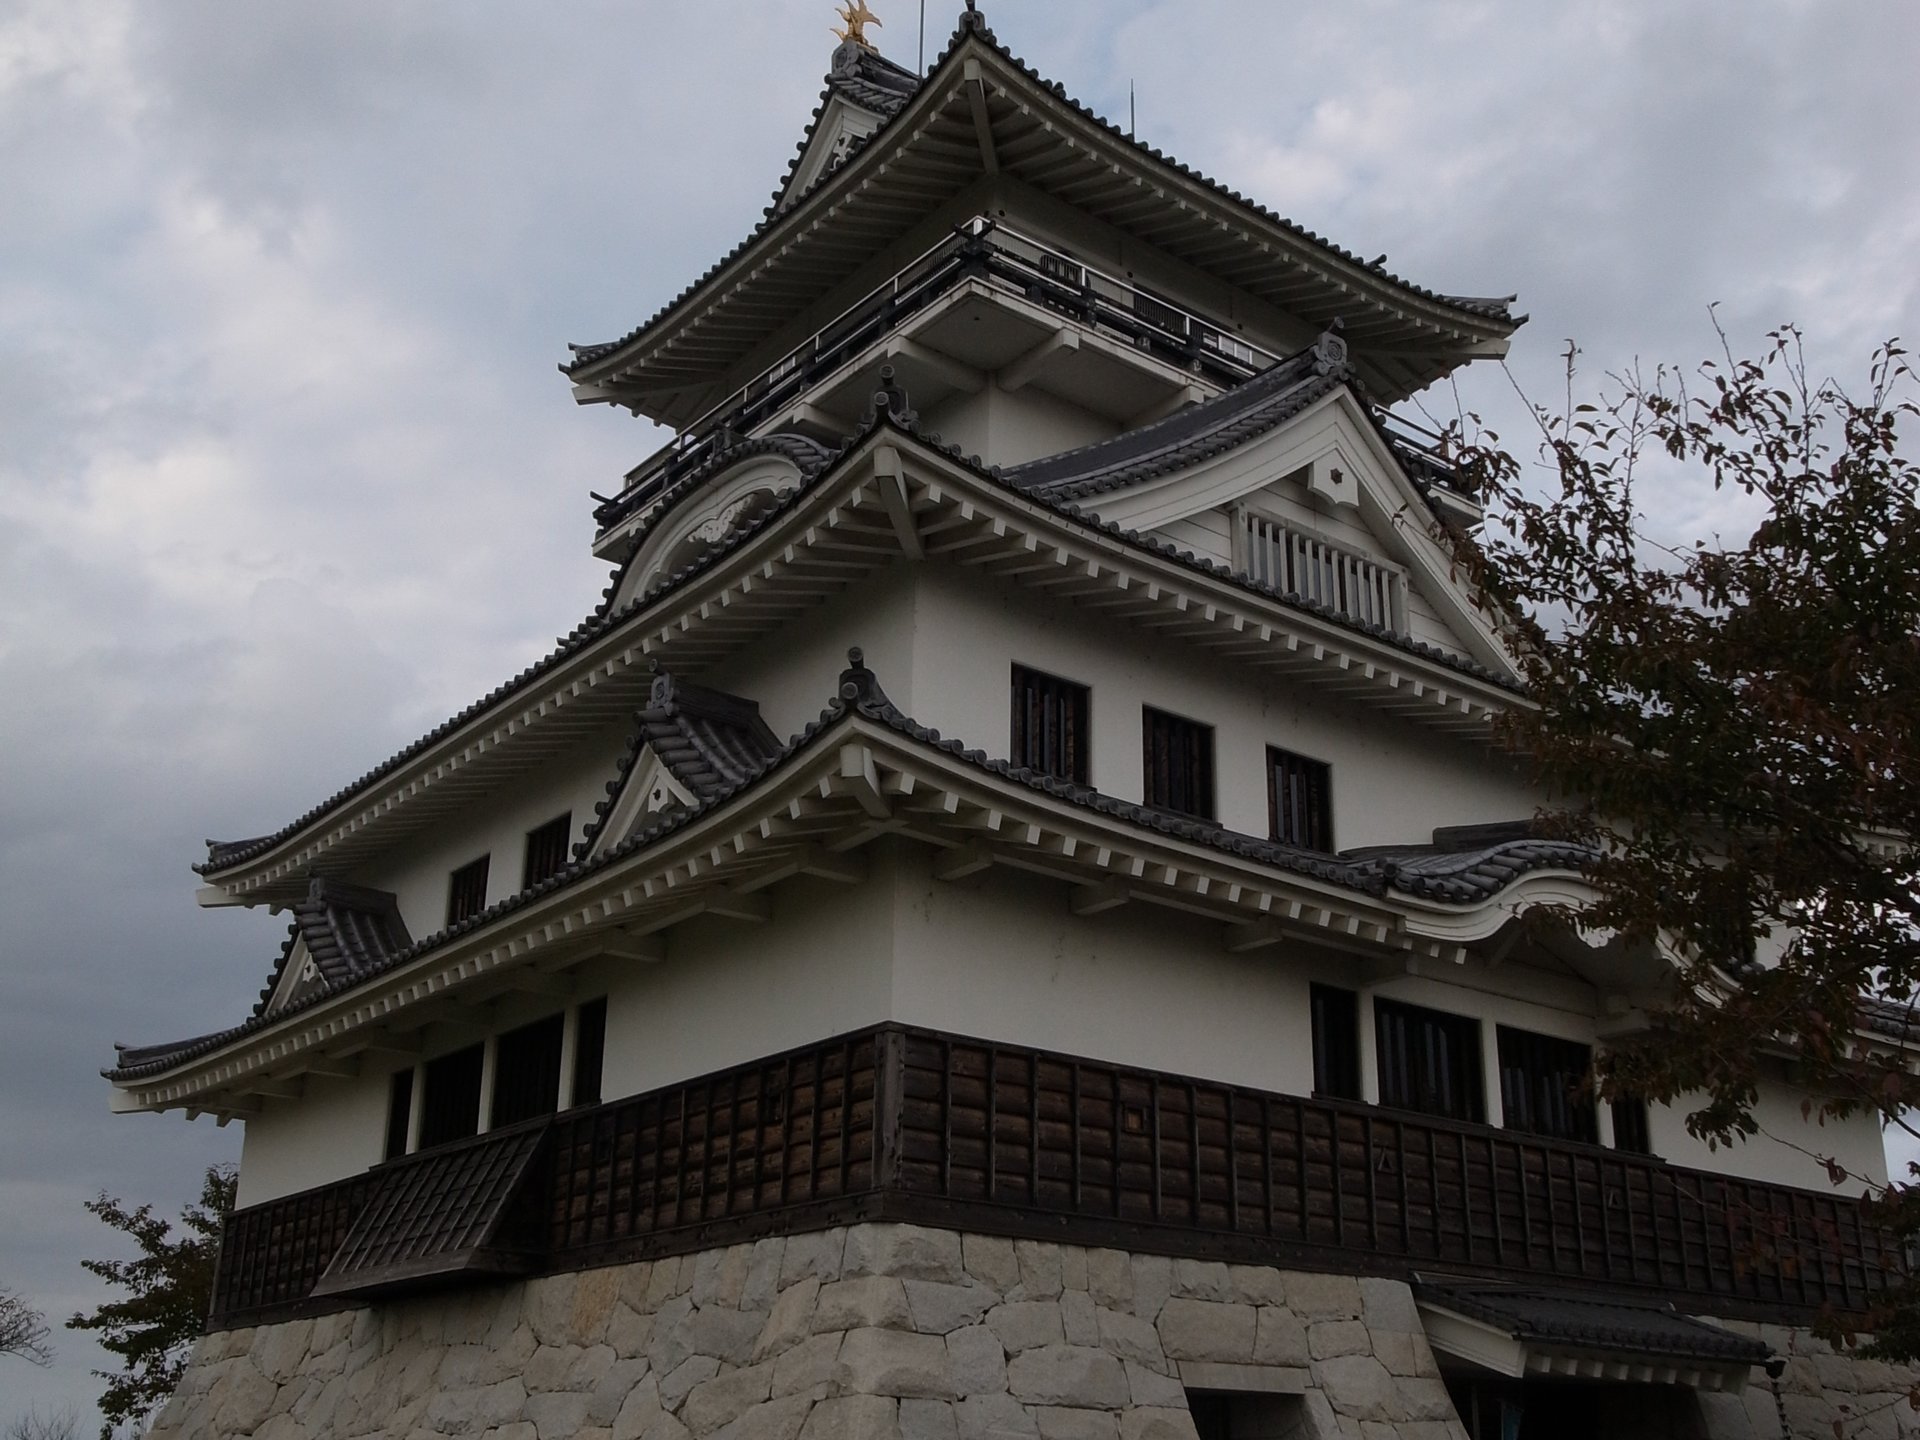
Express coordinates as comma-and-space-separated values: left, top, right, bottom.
146, 1224, 1464, 1440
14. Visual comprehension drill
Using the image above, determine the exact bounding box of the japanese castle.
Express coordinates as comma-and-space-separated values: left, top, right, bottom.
112, 9, 1911, 1439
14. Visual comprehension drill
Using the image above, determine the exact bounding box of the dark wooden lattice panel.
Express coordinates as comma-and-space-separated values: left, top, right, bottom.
209, 1022, 1900, 1328
210, 1173, 373, 1321
888, 1026, 1898, 1317
310, 1122, 549, 1298
545, 1032, 880, 1260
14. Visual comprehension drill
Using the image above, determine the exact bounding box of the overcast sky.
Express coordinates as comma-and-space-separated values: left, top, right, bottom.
2, 0, 1916, 1425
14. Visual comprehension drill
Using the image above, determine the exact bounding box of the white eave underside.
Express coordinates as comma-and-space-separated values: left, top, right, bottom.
198, 434, 1522, 907
567, 37, 1515, 421
124, 716, 1554, 1115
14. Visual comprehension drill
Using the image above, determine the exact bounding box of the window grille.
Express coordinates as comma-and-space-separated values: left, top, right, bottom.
1375, 999, 1484, 1122
522, 813, 573, 890
1268, 747, 1333, 851
1239, 509, 1406, 633
1497, 1027, 1599, 1144
1310, 984, 1361, 1101
418, 1044, 484, 1150
446, 855, 490, 928
490, 1014, 565, 1130
572, 997, 608, 1108
1010, 665, 1090, 784
1142, 706, 1214, 820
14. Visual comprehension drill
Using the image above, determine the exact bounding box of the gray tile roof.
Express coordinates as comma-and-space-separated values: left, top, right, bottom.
1004, 336, 1341, 499
577, 669, 783, 855
1415, 1279, 1773, 1365
247, 877, 415, 1021
120, 652, 1588, 1087
563, 12, 1515, 378
200, 399, 1524, 883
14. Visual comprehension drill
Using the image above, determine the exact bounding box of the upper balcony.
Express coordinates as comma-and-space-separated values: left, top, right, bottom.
590, 220, 1479, 557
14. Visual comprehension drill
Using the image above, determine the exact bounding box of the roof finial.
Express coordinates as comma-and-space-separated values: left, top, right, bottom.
832, 0, 882, 48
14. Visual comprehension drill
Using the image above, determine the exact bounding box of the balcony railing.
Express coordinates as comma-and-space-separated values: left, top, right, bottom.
593, 219, 1301, 536
209, 1024, 1895, 1328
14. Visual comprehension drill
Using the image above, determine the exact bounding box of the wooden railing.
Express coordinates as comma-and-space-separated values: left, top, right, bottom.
208, 1024, 1896, 1327
1238, 510, 1406, 633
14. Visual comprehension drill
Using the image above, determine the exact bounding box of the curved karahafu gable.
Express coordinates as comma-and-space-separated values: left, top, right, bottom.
563, 11, 1519, 424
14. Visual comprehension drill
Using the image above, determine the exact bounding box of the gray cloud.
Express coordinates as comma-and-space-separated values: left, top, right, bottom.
2, 0, 1914, 1421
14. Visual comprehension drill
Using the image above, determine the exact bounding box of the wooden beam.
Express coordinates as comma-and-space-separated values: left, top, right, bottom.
884, 335, 986, 396
932, 840, 995, 882
1070, 879, 1130, 917
963, 60, 999, 173
873, 445, 923, 559
839, 743, 892, 819
1000, 329, 1078, 393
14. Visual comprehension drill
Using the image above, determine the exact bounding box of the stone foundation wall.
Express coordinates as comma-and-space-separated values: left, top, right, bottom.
148, 1225, 1464, 1440
145, 1223, 1920, 1440
1694, 1321, 1920, 1440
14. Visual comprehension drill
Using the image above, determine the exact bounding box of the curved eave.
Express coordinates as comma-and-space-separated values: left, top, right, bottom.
118, 702, 1587, 1114
198, 420, 1525, 905
565, 27, 1517, 418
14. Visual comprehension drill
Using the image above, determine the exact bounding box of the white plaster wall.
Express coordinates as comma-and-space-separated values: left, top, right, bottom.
235, 1068, 394, 1208
901, 560, 1533, 850
890, 844, 1323, 1096
358, 714, 635, 944
921, 383, 1117, 470
1650, 1075, 1889, 1190
701, 560, 918, 743
597, 864, 896, 1102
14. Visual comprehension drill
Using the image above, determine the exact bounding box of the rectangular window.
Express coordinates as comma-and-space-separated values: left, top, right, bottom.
1612, 1095, 1652, 1155
1268, 746, 1333, 851
1142, 706, 1214, 819
490, 1013, 565, 1129
572, 997, 608, 1108
1375, 999, 1484, 1122
446, 855, 490, 928
1310, 985, 1362, 1100
522, 813, 573, 890
1497, 1027, 1599, 1143
418, 1043, 484, 1149
383, 1068, 414, 1161
1010, 665, 1090, 784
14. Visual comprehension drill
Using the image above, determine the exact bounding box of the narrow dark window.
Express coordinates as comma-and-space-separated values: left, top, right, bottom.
1310, 985, 1362, 1100
446, 855, 490, 928
1375, 999, 1484, 1122
1142, 706, 1214, 819
1497, 1027, 1599, 1143
383, 1068, 414, 1161
522, 812, 573, 889
417, 1043, 484, 1149
1010, 665, 1090, 784
1267, 746, 1333, 851
572, 997, 608, 1108
1611, 1095, 1652, 1155
490, 1013, 565, 1128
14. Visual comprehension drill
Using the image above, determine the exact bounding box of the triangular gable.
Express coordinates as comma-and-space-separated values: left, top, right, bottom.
260, 932, 324, 1017
254, 878, 414, 1019
776, 43, 921, 210
1084, 386, 1516, 676
584, 671, 783, 859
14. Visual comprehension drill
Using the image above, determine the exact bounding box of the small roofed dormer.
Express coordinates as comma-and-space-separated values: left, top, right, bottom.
256, 877, 413, 1019
583, 669, 784, 857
